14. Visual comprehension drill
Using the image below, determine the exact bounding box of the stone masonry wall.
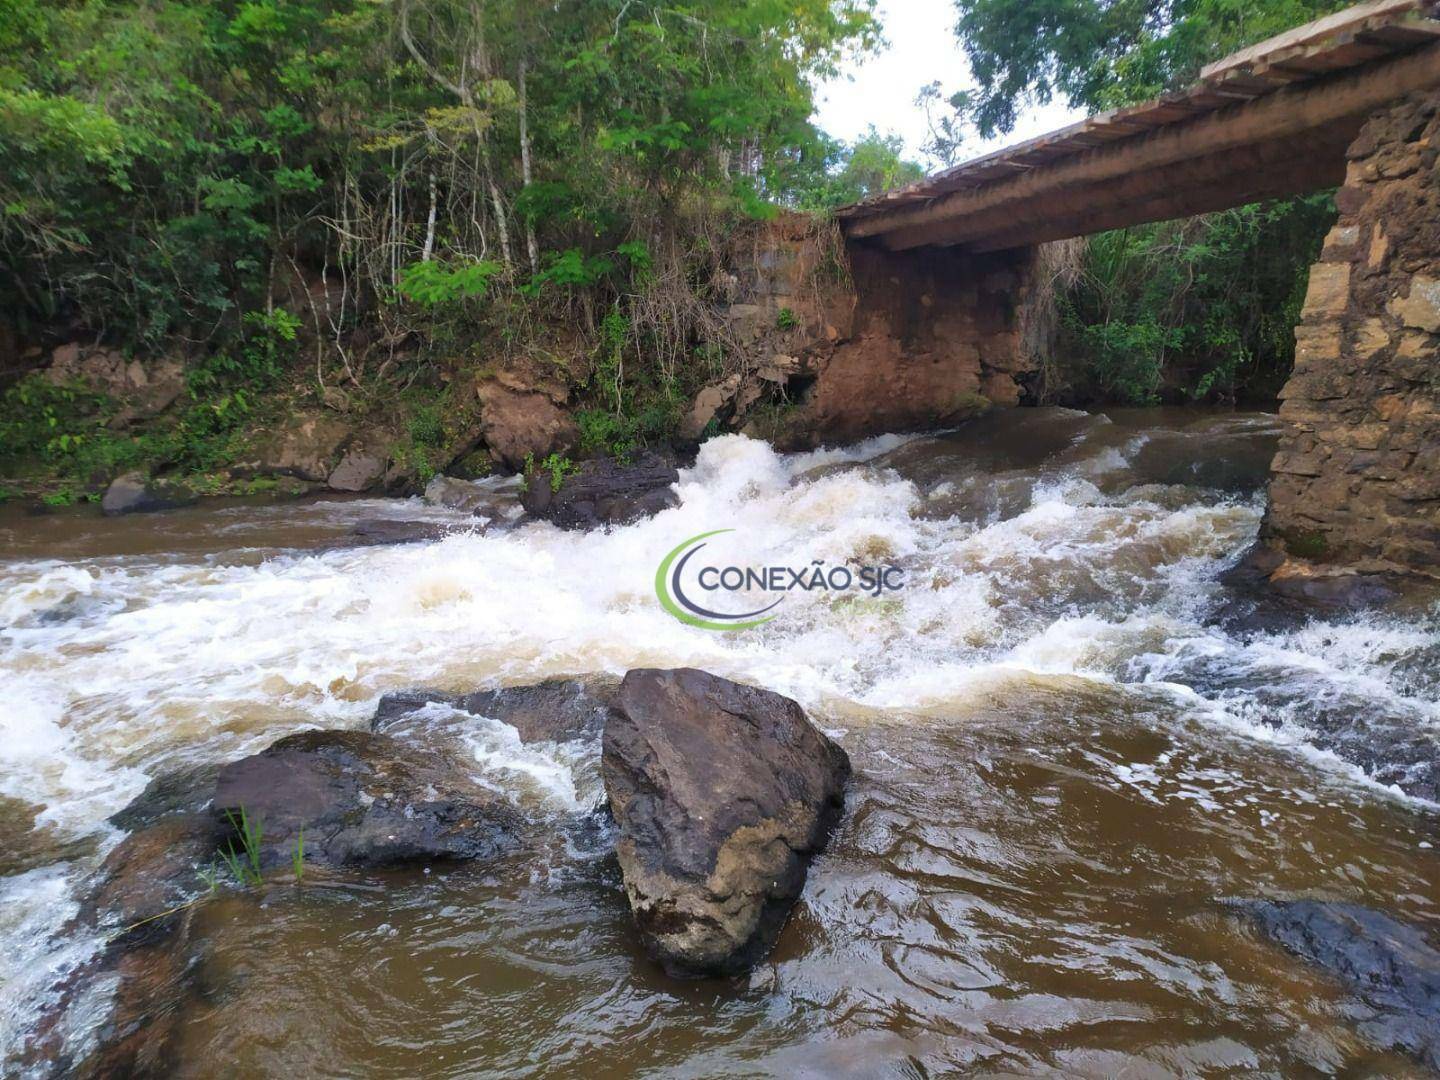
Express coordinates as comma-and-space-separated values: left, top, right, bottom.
787, 242, 1037, 444
1266, 90, 1440, 576
705, 216, 1042, 448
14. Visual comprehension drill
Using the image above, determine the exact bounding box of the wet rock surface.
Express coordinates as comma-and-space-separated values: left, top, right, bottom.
109, 763, 224, 833
211, 729, 526, 869
347, 518, 462, 547
1214, 545, 1406, 630
521, 451, 679, 530
601, 668, 850, 977
100, 472, 198, 516
424, 474, 491, 514
30, 720, 544, 1076
1232, 899, 1440, 1070
374, 676, 620, 746
24, 815, 221, 1079
423, 474, 525, 521
82, 814, 221, 930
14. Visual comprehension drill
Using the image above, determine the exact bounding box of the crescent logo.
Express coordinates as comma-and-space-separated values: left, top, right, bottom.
654, 530, 783, 632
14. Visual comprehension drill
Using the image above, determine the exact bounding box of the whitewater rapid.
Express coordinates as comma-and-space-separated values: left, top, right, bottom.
2, 414, 1437, 1068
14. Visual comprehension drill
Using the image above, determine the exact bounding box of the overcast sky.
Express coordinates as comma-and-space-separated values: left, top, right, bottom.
813, 0, 1082, 166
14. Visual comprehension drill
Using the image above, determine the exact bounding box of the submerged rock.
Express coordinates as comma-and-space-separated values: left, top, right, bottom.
373, 676, 620, 746
347, 518, 459, 546
211, 729, 525, 869
26, 815, 222, 1078
82, 814, 221, 931
423, 473, 525, 521
601, 668, 850, 978
1215, 543, 1410, 632
0, 795, 95, 876
424, 474, 491, 513
100, 471, 198, 516
1232, 899, 1440, 1070
521, 451, 679, 530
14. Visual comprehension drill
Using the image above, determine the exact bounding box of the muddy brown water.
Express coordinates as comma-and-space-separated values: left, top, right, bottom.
1, 408, 1437, 1077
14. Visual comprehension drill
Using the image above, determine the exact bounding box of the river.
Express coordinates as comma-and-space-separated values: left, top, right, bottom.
2, 407, 1437, 1076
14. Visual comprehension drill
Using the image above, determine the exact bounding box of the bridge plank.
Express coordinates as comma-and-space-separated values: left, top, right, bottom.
842, 0, 1440, 247
1199, 0, 1425, 77
846, 37, 1440, 247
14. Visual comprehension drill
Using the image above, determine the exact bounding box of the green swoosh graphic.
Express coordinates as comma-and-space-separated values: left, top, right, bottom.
654, 529, 778, 632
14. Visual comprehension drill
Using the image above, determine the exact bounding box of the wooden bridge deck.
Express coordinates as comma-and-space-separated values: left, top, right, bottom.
839, 0, 1440, 252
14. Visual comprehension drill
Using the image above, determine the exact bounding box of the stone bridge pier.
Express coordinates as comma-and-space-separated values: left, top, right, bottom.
806, 2, 1440, 578
1265, 90, 1440, 575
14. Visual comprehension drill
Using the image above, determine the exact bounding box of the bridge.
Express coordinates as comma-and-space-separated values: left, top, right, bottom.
810, 0, 1440, 578
838, 0, 1440, 253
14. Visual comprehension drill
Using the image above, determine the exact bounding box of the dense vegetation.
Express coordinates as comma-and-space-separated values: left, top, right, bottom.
0, 0, 1366, 505
948, 0, 1345, 404
0, 0, 887, 498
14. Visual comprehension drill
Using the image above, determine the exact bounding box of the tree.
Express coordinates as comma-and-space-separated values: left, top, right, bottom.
789, 128, 925, 209
950, 0, 1349, 138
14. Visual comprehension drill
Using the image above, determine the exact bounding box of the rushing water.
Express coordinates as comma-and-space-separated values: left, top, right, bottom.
1, 407, 1437, 1076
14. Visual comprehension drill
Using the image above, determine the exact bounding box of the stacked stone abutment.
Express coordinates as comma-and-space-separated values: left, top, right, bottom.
1265, 90, 1440, 576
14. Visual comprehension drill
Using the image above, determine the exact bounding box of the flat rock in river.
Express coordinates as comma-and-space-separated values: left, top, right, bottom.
373, 676, 621, 746
100, 471, 198, 516
211, 729, 525, 869
601, 668, 850, 978
1231, 899, 1440, 1070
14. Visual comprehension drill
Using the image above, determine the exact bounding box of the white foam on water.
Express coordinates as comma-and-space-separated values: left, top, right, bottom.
2, 425, 1438, 1062
0, 866, 105, 1073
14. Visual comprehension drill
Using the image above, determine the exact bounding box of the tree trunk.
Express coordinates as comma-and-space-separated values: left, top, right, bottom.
518, 58, 539, 276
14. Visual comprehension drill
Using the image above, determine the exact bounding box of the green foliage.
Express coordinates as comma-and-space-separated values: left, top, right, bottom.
950, 0, 1349, 138
576, 408, 636, 460
776, 307, 800, 331
1057, 195, 1334, 404
219, 807, 264, 888
0, 377, 109, 462
0, 0, 882, 497
541, 452, 578, 492
1281, 527, 1329, 559
387, 386, 474, 485
791, 128, 925, 209
291, 826, 305, 882
397, 400, 447, 483
0, 0, 879, 352
522, 248, 617, 296
39, 487, 85, 508
397, 260, 504, 307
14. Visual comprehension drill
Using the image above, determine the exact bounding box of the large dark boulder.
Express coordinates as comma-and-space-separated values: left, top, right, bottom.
211, 729, 525, 869
601, 668, 850, 978
373, 676, 620, 746
1232, 899, 1440, 1070
521, 452, 679, 530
